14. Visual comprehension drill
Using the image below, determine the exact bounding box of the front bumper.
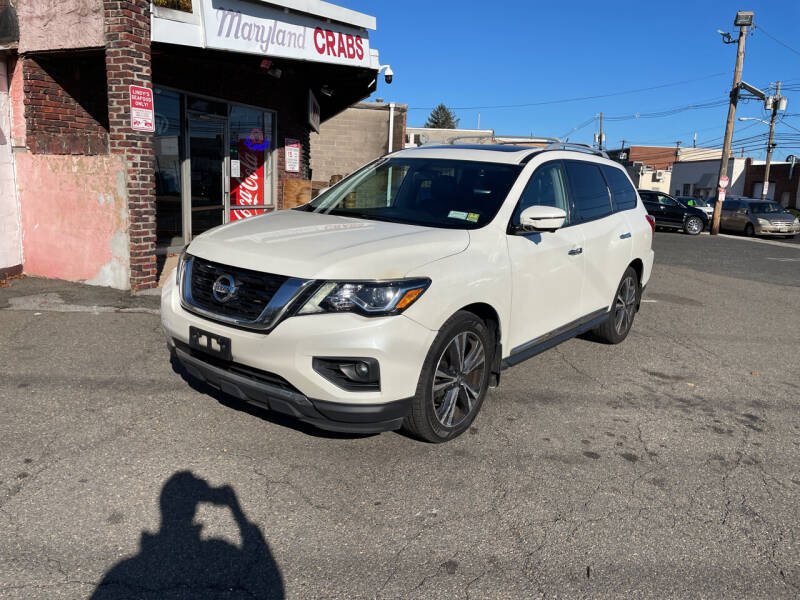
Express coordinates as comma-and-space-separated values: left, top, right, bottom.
161, 271, 437, 431
755, 224, 799, 236
170, 339, 410, 433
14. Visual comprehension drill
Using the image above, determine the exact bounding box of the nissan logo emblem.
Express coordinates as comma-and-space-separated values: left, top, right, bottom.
212, 274, 238, 303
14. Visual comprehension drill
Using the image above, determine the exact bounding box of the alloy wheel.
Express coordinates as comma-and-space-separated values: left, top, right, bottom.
614, 276, 637, 335
685, 217, 703, 234
431, 332, 486, 428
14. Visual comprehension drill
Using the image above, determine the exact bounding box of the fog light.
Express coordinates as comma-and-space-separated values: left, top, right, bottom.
313, 357, 380, 391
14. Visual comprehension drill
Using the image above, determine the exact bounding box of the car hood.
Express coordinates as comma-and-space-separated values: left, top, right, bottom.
753, 212, 795, 222
187, 210, 470, 280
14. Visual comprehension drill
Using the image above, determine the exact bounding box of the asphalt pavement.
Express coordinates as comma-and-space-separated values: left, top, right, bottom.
1, 231, 798, 599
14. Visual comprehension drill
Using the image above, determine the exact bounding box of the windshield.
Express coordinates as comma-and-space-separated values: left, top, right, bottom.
749, 202, 784, 214
304, 157, 523, 229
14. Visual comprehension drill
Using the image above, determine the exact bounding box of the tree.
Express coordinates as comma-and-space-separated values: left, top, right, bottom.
425, 104, 460, 129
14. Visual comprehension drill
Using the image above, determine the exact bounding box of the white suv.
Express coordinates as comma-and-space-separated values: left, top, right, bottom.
161, 143, 654, 442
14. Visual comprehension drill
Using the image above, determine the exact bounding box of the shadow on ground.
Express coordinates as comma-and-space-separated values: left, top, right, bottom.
90, 471, 285, 599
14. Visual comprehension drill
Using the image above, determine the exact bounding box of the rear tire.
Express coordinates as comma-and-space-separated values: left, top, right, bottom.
403, 311, 491, 443
593, 267, 639, 345
684, 216, 703, 235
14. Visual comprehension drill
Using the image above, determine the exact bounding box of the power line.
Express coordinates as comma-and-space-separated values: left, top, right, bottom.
406, 72, 729, 111
753, 24, 800, 57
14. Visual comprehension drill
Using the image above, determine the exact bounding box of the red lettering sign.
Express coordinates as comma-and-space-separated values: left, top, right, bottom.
230, 137, 265, 221
129, 85, 154, 132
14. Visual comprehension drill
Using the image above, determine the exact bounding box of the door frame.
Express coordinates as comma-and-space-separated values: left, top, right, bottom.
183, 109, 230, 243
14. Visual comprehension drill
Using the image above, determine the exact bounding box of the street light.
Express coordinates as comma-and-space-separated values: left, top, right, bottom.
738, 117, 770, 126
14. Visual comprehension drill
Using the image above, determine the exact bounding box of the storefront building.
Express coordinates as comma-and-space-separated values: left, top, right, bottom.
0, 0, 384, 289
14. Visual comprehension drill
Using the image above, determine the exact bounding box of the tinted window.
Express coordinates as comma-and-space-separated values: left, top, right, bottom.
657, 194, 678, 207
601, 166, 637, 211
513, 162, 569, 223
564, 161, 612, 222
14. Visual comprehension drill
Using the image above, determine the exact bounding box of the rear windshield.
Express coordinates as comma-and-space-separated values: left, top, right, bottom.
304, 157, 523, 229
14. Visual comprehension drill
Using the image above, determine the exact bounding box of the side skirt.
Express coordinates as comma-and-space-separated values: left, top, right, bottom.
500, 308, 609, 370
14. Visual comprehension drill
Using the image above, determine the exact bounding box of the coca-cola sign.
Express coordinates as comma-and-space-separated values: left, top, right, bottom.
230, 133, 266, 221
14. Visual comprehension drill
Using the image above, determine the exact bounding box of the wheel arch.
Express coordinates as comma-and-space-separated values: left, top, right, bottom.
456, 302, 502, 387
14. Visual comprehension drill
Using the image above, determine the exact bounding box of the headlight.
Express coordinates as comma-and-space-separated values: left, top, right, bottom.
794, 218, 799, 226
176, 247, 190, 291
757, 218, 770, 226
297, 278, 431, 316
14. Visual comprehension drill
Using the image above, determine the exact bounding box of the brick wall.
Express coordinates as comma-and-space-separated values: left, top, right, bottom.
104, 0, 155, 290
744, 162, 800, 208
22, 53, 109, 155
310, 102, 408, 183
152, 49, 312, 208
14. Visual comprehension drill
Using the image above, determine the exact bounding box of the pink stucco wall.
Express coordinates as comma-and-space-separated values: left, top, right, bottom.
17, 0, 105, 53
16, 153, 131, 289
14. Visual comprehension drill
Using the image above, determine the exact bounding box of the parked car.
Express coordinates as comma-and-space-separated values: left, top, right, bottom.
677, 195, 714, 220
162, 144, 654, 442
720, 198, 800, 238
638, 190, 708, 235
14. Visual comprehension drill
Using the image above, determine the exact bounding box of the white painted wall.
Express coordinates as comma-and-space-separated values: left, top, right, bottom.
670, 158, 749, 198
0, 58, 23, 272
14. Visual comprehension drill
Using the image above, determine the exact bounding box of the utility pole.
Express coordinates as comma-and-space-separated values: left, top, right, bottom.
693, 133, 697, 148
762, 80, 781, 200
598, 112, 604, 151
711, 10, 752, 236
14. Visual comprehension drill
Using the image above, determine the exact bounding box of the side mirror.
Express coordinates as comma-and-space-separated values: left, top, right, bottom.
519, 205, 566, 232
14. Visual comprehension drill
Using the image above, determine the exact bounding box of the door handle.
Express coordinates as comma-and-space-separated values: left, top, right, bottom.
619, 232, 632, 239
568, 248, 583, 256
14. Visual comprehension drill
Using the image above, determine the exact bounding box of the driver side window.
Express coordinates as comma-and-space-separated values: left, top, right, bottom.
658, 195, 677, 207
513, 162, 569, 224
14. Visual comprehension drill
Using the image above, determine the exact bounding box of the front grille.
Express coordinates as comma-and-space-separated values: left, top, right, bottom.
188, 256, 288, 322
767, 219, 794, 227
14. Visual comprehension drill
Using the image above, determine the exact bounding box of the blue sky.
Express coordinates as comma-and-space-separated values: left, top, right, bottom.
336, 0, 800, 160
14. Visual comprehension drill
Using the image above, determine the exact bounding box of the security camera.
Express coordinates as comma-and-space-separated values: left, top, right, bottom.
379, 65, 393, 84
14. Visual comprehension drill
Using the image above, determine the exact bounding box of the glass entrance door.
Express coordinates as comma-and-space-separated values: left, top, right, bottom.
188, 114, 227, 238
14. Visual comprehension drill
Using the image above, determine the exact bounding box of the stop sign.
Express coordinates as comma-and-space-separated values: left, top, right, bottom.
719, 175, 729, 189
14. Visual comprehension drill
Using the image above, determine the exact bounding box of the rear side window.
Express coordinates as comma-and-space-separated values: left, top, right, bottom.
601, 166, 637, 211
564, 161, 612, 223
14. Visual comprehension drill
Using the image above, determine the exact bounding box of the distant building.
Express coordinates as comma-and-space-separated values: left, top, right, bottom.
310, 102, 407, 184
671, 157, 749, 199
744, 160, 800, 207
404, 127, 494, 147
607, 145, 727, 196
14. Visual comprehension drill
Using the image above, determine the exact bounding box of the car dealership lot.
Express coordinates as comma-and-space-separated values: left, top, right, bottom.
1, 233, 798, 599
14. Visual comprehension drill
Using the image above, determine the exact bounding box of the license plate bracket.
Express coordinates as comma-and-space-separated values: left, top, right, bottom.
189, 326, 232, 362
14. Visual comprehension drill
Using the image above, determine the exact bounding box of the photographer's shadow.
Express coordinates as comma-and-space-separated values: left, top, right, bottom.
91, 471, 285, 599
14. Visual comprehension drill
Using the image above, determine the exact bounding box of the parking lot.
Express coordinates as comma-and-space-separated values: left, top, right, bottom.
1, 231, 798, 599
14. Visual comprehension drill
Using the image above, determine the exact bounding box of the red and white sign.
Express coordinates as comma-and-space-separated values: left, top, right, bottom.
717, 188, 727, 203
129, 85, 155, 132
285, 138, 300, 173
230, 136, 266, 221
719, 175, 729, 189
201, 0, 372, 68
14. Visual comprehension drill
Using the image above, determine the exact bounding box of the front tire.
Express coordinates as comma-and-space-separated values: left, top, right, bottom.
593, 267, 639, 344
745, 223, 755, 237
684, 216, 703, 235
404, 311, 491, 443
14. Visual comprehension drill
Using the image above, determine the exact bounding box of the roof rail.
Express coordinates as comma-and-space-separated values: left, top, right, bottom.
542, 141, 609, 158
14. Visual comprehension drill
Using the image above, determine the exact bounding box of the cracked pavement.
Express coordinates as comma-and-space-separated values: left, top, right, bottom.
0, 232, 798, 599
